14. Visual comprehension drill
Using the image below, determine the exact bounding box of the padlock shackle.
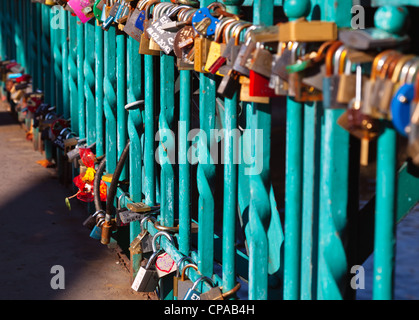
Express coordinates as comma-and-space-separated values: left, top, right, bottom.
231, 22, 253, 46
181, 263, 199, 281
391, 55, 416, 84
370, 50, 398, 81
145, 249, 163, 269
325, 41, 343, 77
175, 256, 195, 277
117, 192, 130, 210
140, 215, 157, 232
214, 17, 236, 43
151, 230, 175, 253
145, 0, 161, 18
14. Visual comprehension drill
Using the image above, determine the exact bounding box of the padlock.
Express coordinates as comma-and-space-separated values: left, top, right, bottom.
323, 42, 345, 109
391, 83, 414, 137
192, 2, 226, 37
204, 18, 235, 74
279, 17, 337, 43
124, 0, 148, 43
183, 276, 215, 300
362, 50, 399, 117
339, 27, 410, 51
131, 250, 161, 292
152, 231, 177, 278
194, 36, 211, 73
138, 0, 161, 56
338, 64, 380, 166
336, 56, 357, 104
173, 259, 198, 300
102, 0, 121, 30
67, 0, 95, 23
115, 192, 130, 227
129, 215, 156, 255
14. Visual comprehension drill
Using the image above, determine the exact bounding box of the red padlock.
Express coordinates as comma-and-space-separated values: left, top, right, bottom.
249, 70, 278, 98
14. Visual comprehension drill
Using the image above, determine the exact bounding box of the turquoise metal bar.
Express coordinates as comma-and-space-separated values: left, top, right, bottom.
103, 26, 117, 173
246, 0, 275, 301
61, 11, 70, 120
52, 6, 63, 116
85, 21, 96, 147
95, 24, 104, 157
14, 0, 25, 70
222, 0, 242, 296
178, 70, 191, 256
159, 53, 175, 228
117, 32, 127, 181
42, 4, 53, 161
282, 4, 305, 300
77, 22, 86, 140
373, 122, 397, 300
126, 36, 143, 276
316, 0, 352, 300
68, 13, 79, 136
197, 0, 217, 279
144, 54, 156, 206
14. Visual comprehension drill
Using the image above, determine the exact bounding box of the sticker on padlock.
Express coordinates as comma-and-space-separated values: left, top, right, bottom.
151, 231, 177, 278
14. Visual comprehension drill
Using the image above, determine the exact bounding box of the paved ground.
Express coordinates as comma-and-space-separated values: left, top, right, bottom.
0, 100, 145, 300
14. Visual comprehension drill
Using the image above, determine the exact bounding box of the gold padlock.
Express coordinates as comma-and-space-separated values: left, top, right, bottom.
279, 17, 337, 42
194, 36, 211, 73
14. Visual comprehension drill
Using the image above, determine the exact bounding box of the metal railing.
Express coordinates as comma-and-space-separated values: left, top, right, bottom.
1, 0, 419, 300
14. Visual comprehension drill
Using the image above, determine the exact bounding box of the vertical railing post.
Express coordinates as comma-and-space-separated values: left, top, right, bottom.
178, 68, 191, 256
197, 0, 217, 279
159, 39, 176, 228
126, 36, 143, 277
144, 54, 156, 206
84, 21, 96, 147
61, 11, 70, 120
117, 30, 127, 180
77, 21, 86, 140
95, 23, 104, 157
103, 26, 117, 173
316, 0, 352, 300
68, 13, 79, 136
221, 0, 242, 296
372, 6, 407, 300
282, 0, 307, 300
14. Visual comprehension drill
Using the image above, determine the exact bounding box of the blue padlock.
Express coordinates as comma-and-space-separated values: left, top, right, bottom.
391, 83, 414, 137
192, 8, 218, 37
183, 276, 215, 300
89, 225, 102, 240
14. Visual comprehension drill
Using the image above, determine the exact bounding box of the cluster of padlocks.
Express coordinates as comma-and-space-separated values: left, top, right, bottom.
0, 59, 79, 158
49, 0, 419, 167
3, 0, 416, 300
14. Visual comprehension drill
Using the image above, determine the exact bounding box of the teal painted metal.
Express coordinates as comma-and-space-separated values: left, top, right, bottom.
197, 0, 217, 280
95, 24, 104, 157
373, 122, 397, 300
4, 0, 419, 301
159, 53, 175, 228
52, 7, 63, 116
84, 21, 96, 147
245, 0, 276, 301
317, 109, 350, 300
68, 14, 79, 136
178, 69, 191, 256
61, 11, 70, 120
41, 5, 53, 161
77, 22, 86, 140
144, 54, 156, 207
117, 32, 127, 181
222, 0, 242, 297
103, 26, 117, 173
126, 36, 143, 277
